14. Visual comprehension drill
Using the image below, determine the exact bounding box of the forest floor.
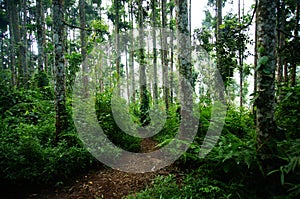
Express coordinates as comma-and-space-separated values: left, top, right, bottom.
22, 139, 180, 199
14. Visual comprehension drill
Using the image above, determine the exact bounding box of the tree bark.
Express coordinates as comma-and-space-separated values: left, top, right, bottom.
253, 8, 258, 126
176, 0, 192, 117
115, 0, 121, 85
276, 0, 285, 84
256, 0, 277, 158
138, 0, 150, 126
291, 1, 299, 87
130, 2, 136, 103
7, 0, 16, 86
8, 0, 23, 86
20, 0, 27, 86
79, 0, 88, 97
152, 0, 158, 104
216, 0, 224, 100
53, 0, 67, 142
170, 2, 174, 103
162, 0, 169, 111
37, 0, 45, 72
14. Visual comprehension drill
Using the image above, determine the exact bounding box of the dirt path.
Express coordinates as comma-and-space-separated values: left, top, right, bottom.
26, 139, 178, 199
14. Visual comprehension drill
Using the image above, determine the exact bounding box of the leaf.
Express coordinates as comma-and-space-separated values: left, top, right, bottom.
263, 68, 271, 74
256, 56, 269, 71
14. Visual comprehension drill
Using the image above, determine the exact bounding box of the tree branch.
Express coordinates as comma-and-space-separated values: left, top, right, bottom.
234, 0, 258, 34
277, 28, 300, 40
62, 20, 94, 32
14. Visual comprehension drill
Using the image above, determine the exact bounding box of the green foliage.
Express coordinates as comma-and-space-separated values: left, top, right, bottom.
153, 103, 180, 143
95, 90, 141, 152
270, 139, 300, 197
0, 86, 96, 185
126, 173, 234, 199
65, 52, 81, 96
276, 85, 300, 139
144, 102, 265, 198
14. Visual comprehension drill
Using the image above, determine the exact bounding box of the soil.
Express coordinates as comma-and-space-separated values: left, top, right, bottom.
20, 138, 179, 199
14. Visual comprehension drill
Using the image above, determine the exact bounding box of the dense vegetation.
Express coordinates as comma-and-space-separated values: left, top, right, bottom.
0, 0, 299, 198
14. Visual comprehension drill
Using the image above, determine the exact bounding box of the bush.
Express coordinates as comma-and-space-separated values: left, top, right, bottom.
276, 85, 300, 139
126, 173, 233, 199
95, 90, 142, 152
0, 88, 96, 186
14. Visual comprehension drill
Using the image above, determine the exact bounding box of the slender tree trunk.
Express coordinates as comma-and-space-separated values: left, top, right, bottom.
238, 0, 244, 108
79, 0, 88, 97
115, 0, 121, 84
170, 3, 174, 103
138, 0, 150, 126
53, 0, 67, 142
0, 34, 5, 70
253, 9, 258, 126
162, 0, 169, 111
276, 0, 284, 84
291, 1, 299, 87
20, 0, 27, 86
130, 2, 136, 103
8, 0, 22, 86
256, 0, 277, 159
152, 0, 158, 103
7, 0, 16, 86
37, 0, 45, 72
125, 45, 130, 103
189, 0, 191, 40
176, 0, 192, 115
216, 0, 224, 100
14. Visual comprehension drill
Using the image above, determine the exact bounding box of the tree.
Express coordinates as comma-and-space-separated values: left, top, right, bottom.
7, 0, 25, 86
216, 0, 224, 100
138, 0, 150, 126
169, 1, 175, 103
53, 0, 68, 142
276, 0, 285, 84
79, 0, 88, 97
256, 0, 277, 162
152, 0, 158, 103
176, 0, 192, 114
291, 0, 299, 86
238, 0, 244, 108
36, 0, 45, 73
162, 0, 169, 111
114, 0, 121, 81
129, 0, 136, 102
20, 0, 27, 86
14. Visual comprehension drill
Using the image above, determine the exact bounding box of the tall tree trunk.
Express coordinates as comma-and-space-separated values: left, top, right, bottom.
238, 0, 244, 108
8, 0, 23, 86
162, 0, 169, 111
253, 8, 258, 126
152, 0, 158, 104
216, 0, 224, 100
7, 0, 16, 86
256, 0, 277, 162
170, 2, 174, 103
20, 0, 27, 86
291, 1, 299, 87
138, 0, 150, 126
115, 0, 121, 85
0, 34, 5, 70
36, 0, 45, 72
125, 45, 130, 103
53, 0, 67, 142
130, 2, 136, 103
79, 0, 88, 97
176, 0, 192, 117
276, 0, 285, 84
